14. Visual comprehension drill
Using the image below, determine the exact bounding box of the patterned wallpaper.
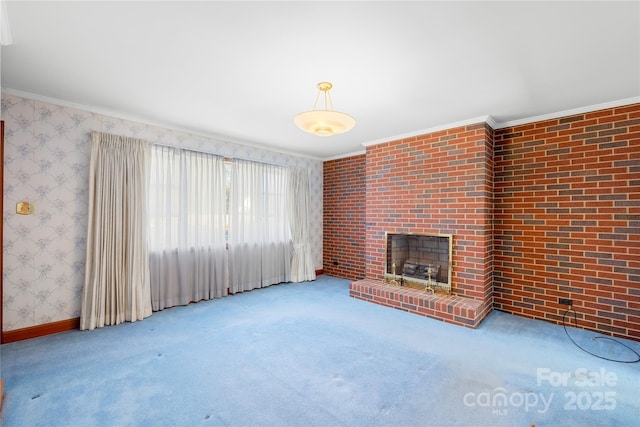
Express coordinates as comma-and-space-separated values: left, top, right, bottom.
1, 93, 324, 331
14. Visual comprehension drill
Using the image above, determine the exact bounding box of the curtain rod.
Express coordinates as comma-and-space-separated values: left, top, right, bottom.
151, 142, 293, 170
92, 130, 297, 170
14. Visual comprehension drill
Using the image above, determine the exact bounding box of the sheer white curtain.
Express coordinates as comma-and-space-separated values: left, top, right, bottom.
288, 167, 316, 282
80, 131, 152, 330
228, 159, 291, 293
147, 146, 227, 311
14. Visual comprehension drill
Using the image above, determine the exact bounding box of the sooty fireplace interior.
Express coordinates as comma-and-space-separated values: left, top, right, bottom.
384, 232, 453, 294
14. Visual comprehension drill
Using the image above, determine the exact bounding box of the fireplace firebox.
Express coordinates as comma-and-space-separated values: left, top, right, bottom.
384, 232, 453, 294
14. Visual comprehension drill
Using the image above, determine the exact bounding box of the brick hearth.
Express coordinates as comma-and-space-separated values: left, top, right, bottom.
350, 279, 491, 328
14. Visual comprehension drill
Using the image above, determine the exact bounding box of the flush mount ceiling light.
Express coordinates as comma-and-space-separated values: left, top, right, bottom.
294, 82, 356, 137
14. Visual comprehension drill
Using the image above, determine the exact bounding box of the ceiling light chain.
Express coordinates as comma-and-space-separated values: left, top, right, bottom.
313, 82, 334, 111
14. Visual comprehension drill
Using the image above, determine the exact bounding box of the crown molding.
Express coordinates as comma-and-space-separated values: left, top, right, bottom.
493, 97, 640, 129
357, 96, 639, 151
5, 87, 637, 162
323, 150, 367, 161
361, 115, 494, 149
1, 87, 326, 162
484, 115, 499, 129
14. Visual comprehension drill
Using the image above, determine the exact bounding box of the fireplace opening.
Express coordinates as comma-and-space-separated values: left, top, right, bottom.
384, 232, 453, 294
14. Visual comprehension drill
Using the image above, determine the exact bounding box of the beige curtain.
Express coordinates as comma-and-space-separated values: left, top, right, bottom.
80, 131, 152, 330
288, 167, 316, 282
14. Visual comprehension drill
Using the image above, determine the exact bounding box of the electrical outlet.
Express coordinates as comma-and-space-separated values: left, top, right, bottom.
559, 298, 573, 306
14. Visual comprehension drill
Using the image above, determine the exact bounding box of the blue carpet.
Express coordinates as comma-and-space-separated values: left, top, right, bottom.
1, 275, 639, 426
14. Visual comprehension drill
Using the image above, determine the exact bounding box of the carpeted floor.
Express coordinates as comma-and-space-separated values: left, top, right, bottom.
1, 275, 639, 427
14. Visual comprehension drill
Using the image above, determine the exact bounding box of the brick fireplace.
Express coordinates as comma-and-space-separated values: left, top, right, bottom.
325, 103, 640, 340
349, 121, 495, 327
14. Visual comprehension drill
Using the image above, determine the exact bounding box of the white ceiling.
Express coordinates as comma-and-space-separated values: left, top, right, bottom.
2, 1, 639, 160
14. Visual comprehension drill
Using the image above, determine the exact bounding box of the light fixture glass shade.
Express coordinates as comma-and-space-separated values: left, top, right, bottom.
294, 110, 356, 137
294, 81, 355, 136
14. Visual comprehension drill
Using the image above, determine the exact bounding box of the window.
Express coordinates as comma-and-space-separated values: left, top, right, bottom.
148, 147, 292, 305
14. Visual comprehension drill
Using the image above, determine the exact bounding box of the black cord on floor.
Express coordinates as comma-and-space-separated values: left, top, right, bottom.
562, 307, 640, 363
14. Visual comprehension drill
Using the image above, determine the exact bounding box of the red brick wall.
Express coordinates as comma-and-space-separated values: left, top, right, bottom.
365, 123, 494, 305
494, 104, 640, 340
323, 155, 366, 280
323, 103, 639, 340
